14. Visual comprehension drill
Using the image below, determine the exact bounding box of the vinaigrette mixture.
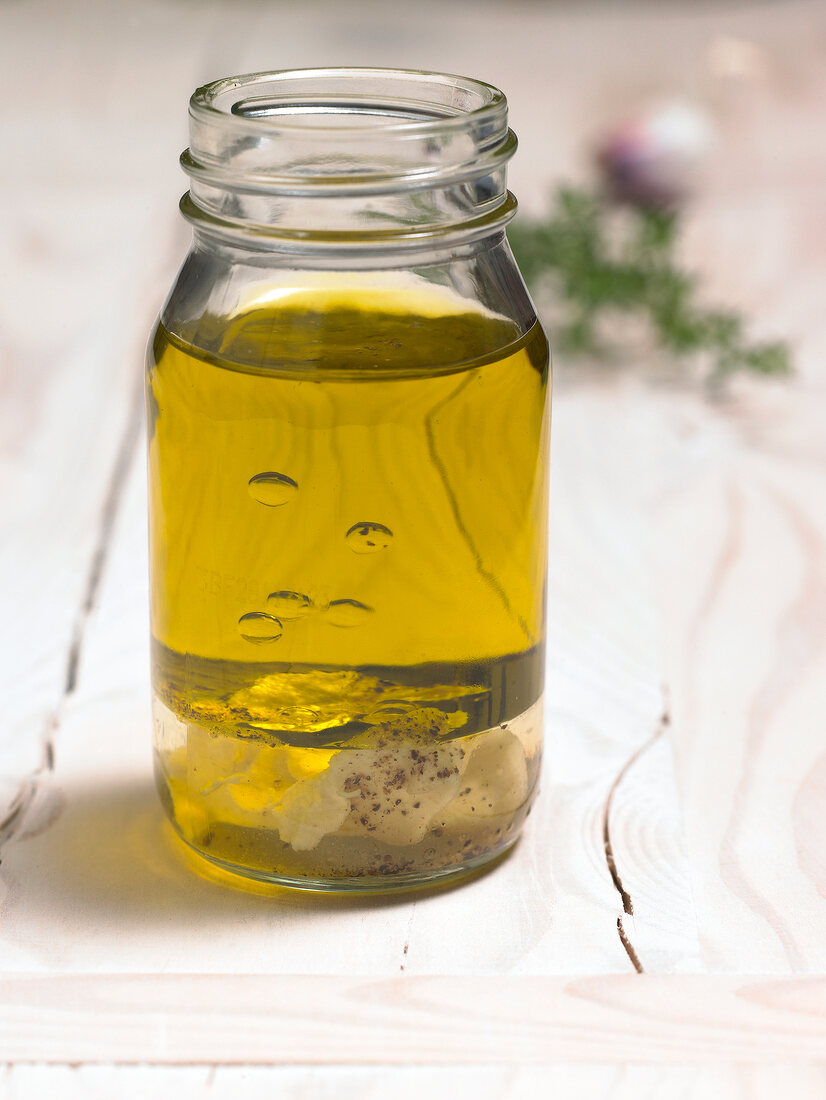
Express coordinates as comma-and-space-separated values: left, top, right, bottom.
147, 278, 550, 888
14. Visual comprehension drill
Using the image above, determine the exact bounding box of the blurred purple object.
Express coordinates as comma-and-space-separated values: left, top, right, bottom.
596, 101, 713, 208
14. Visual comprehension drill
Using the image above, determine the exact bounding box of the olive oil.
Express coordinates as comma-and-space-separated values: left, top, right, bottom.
148, 280, 550, 888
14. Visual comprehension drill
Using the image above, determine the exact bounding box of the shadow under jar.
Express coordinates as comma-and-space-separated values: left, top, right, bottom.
147, 67, 551, 891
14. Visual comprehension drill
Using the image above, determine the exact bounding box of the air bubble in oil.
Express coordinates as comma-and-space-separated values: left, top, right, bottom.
326, 598, 374, 627
248, 471, 298, 506
238, 611, 283, 644
266, 590, 314, 619
345, 521, 393, 554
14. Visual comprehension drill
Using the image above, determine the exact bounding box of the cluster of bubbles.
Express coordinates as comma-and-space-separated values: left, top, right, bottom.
239, 471, 394, 645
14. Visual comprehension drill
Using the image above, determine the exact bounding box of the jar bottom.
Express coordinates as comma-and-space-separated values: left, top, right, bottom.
169, 821, 519, 894
153, 694, 542, 892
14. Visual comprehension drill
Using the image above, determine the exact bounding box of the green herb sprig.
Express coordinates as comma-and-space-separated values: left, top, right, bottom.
508, 186, 790, 380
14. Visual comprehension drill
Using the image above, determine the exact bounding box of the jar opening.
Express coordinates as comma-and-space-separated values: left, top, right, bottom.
192, 68, 506, 136
230, 99, 452, 125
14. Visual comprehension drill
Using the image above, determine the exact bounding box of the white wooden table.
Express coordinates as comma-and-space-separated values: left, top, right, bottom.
2, 1, 825, 1094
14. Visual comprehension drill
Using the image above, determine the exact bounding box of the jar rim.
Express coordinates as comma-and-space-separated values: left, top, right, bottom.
190, 67, 508, 138
183, 67, 517, 252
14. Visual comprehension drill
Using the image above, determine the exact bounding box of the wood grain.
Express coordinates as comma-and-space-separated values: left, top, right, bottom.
1, 974, 826, 1065
0, 0, 206, 832
3, 1064, 826, 1100
655, 415, 826, 971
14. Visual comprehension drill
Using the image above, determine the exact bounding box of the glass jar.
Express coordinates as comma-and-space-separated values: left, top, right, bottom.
147, 68, 550, 891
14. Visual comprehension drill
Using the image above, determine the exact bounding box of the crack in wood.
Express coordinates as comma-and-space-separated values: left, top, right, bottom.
617, 915, 643, 974
0, 377, 143, 856
65, 375, 143, 698
602, 702, 671, 974
400, 903, 416, 972
0, 781, 35, 849
0, 713, 58, 849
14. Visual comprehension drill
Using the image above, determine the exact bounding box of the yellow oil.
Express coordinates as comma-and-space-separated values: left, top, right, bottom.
147, 279, 550, 888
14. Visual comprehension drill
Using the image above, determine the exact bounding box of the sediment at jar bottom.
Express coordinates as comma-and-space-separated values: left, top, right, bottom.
153, 694, 543, 884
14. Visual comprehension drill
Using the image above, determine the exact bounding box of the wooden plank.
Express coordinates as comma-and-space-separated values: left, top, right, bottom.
0, 0, 216, 827
1, 974, 826, 1065
4, 1063, 826, 1100
655, 432, 826, 973
640, 11, 826, 966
